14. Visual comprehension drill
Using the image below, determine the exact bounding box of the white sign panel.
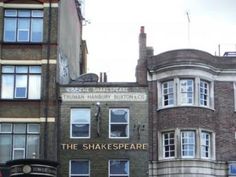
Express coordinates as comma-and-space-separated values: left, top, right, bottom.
62, 92, 147, 102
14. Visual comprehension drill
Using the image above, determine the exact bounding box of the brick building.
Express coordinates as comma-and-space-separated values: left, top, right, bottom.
0, 0, 86, 176
59, 81, 149, 177
0, 0, 235, 176
136, 27, 236, 177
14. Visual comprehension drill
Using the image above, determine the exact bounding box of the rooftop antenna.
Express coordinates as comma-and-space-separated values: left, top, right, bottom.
186, 11, 191, 46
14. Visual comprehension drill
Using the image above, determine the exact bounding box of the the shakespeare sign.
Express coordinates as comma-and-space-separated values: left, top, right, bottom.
61, 143, 148, 151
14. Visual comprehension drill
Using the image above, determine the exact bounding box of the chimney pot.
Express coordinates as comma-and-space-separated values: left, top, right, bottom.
140, 26, 145, 33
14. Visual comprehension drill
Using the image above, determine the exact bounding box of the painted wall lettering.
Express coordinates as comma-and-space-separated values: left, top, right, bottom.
61, 143, 148, 151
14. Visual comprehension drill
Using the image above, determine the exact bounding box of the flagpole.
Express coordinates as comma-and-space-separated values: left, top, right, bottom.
186, 11, 190, 46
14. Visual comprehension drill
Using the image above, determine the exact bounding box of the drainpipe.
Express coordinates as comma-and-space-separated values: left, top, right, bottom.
56, 83, 62, 177
44, 0, 52, 159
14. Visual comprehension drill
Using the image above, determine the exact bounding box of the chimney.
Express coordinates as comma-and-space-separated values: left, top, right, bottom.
104, 72, 107, 82
136, 26, 148, 85
146, 47, 154, 56
99, 72, 108, 82
139, 26, 147, 59
99, 72, 103, 82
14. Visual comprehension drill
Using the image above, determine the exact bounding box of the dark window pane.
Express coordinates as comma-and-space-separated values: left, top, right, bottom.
165, 152, 169, 157
170, 139, 174, 144
164, 100, 168, 105
110, 160, 128, 174
164, 95, 168, 100
110, 125, 127, 137
164, 134, 168, 139
170, 151, 175, 157
170, 145, 175, 151
71, 161, 89, 174
72, 124, 89, 137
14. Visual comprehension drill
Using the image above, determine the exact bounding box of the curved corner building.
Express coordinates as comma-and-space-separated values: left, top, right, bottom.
136, 27, 236, 177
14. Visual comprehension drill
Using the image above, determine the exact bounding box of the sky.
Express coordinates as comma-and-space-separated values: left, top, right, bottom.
82, 0, 236, 82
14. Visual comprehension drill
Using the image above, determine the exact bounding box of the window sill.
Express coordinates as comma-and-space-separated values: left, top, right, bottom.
109, 137, 129, 139
2, 42, 43, 45
157, 105, 215, 112
0, 99, 41, 102
158, 158, 215, 162
70, 137, 90, 139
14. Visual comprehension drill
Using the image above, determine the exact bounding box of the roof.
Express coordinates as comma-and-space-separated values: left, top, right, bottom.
147, 49, 236, 72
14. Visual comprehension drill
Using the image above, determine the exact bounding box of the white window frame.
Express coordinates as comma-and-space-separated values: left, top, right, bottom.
108, 159, 129, 177
109, 108, 129, 139
159, 128, 215, 161
13, 148, 25, 160
69, 160, 90, 177
158, 77, 213, 109
70, 108, 91, 139
162, 80, 174, 107
181, 131, 195, 158
163, 131, 175, 159
179, 79, 194, 105
200, 80, 210, 107
18, 29, 30, 42
200, 131, 211, 159
14, 75, 27, 98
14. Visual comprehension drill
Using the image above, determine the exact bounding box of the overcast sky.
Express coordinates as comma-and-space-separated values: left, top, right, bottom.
83, 0, 236, 82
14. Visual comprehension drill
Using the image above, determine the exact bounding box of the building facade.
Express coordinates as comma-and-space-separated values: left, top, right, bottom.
0, 1, 236, 176
136, 27, 236, 177
0, 0, 86, 176
59, 82, 149, 177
